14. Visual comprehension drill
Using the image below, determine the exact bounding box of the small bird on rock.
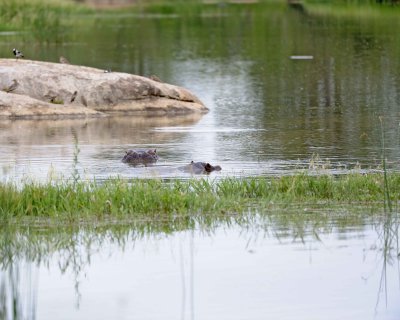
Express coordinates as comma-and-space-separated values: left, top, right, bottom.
59, 56, 70, 64
13, 48, 24, 60
70, 91, 78, 103
149, 75, 162, 82
3, 79, 19, 93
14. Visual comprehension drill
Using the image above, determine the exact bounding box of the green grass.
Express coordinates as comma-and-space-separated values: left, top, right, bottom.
0, 173, 399, 222
1, 172, 398, 280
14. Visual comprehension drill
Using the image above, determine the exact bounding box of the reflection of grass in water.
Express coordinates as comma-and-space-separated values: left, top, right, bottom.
0, 204, 397, 317
379, 117, 392, 213
374, 198, 399, 312
71, 128, 81, 186
109, 0, 285, 16
375, 117, 399, 310
0, 0, 89, 42
0, 206, 384, 269
304, 1, 400, 18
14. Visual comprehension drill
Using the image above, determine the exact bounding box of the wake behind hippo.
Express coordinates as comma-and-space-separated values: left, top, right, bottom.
122, 149, 158, 165
181, 161, 222, 174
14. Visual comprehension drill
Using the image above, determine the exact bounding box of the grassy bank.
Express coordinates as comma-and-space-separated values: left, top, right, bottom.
0, 172, 399, 221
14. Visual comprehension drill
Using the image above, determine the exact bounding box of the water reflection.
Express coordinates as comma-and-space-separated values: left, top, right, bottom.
1, 5, 400, 182
0, 113, 381, 183
0, 210, 399, 320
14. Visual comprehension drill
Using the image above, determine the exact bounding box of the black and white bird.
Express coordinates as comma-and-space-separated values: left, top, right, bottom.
13, 48, 24, 60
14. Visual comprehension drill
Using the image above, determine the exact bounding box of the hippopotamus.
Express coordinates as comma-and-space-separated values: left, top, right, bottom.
122, 149, 159, 165
181, 161, 222, 174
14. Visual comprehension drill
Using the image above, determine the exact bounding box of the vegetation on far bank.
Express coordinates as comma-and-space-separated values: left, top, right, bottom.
0, 172, 399, 222
0, 0, 88, 42
1, 0, 399, 43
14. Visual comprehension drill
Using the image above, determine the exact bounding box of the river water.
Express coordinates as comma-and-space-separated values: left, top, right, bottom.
1, 4, 400, 182
1, 212, 400, 320
0, 3, 400, 320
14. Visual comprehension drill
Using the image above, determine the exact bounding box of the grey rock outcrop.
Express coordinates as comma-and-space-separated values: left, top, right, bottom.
0, 59, 208, 119
0, 91, 102, 119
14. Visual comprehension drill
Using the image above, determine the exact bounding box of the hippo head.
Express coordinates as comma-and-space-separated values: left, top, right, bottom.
147, 149, 157, 156
122, 149, 158, 164
204, 162, 222, 173
187, 161, 221, 173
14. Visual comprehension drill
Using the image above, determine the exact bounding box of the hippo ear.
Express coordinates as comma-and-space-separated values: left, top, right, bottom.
154, 149, 157, 153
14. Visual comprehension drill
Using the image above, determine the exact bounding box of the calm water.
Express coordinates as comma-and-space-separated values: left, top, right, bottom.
1, 4, 400, 320
0, 210, 400, 320
1, 4, 400, 181
1, 212, 400, 320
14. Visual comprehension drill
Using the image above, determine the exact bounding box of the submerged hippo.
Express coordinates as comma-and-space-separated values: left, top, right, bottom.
181, 161, 222, 174
122, 149, 159, 165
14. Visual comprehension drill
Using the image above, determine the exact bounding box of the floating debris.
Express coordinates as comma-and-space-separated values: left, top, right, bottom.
290, 55, 314, 60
